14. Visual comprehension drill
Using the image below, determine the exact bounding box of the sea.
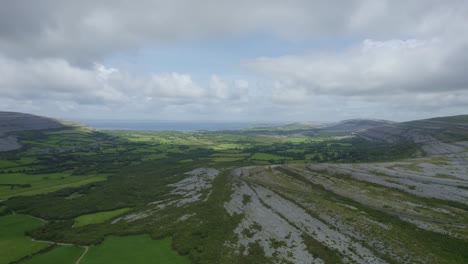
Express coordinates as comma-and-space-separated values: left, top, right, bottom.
78, 120, 274, 132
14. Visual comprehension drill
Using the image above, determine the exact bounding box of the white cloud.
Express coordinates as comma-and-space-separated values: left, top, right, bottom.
0, 56, 123, 103
270, 82, 310, 105
209, 75, 230, 100
246, 36, 468, 98
209, 75, 249, 100
145, 73, 205, 98
0, 55, 254, 119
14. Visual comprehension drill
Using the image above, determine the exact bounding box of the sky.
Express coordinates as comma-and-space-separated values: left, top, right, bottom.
1, 0, 468, 122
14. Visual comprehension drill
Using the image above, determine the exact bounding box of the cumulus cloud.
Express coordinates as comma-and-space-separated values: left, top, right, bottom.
0, 56, 248, 106
246, 36, 468, 100
144, 73, 205, 98
0, 56, 124, 103
209, 75, 249, 100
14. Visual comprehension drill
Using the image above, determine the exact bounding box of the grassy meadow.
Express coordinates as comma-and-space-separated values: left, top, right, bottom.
23, 246, 85, 264
81, 235, 189, 264
74, 208, 130, 227
0, 215, 48, 263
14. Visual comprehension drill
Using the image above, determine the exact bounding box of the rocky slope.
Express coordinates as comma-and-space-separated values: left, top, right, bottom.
318, 119, 394, 133
0, 111, 65, 151
356, 115, 468, 155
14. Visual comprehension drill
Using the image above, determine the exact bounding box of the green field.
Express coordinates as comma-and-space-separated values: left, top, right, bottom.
81, 235, 189, 264
250, 153, 292, 161
74, 208, 130, 227
0, 159, 21, 168
23, 245, 85, 264
0, 173, 108, 200
0, 215, 48, 263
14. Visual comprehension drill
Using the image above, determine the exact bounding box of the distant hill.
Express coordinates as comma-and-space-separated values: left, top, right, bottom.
249, 119, 393, 133
250, 122, 323, 131
318, 119, 394, 133
240, 119, 395, 137
0, 112, 66, 151
356, 115, 468, 155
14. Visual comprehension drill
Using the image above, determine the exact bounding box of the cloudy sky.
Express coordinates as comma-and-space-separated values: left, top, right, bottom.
1, 0, 468, 122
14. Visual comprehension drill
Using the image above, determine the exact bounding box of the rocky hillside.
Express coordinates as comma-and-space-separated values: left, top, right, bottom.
318, 119, 394, 133
356, 115, 468, 155
0, 111, 65, 151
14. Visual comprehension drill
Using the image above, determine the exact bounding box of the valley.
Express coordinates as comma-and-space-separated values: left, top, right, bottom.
0, 112, 467, 263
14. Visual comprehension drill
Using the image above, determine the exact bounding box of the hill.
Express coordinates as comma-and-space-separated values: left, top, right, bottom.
0, 112, 66, 151
356, 115, 468, 155
243, 119, 393, 138
318, 119, 394, 133
1, 113, 467, 263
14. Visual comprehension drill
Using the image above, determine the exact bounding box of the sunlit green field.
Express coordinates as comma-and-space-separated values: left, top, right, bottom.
0, 173, 108, 200
0, 215, 47, 263
74, 208, 130, 227
81, 235, 189, 264
250, 153, 292, 161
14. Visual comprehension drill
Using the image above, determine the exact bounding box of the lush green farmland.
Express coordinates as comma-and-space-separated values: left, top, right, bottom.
250, 152, 292, 161
0, 121, 437, 263
0, 172, 108, 200
208, 152, 249, 163
74, 208, 130, 227
81, 235, 189, 264
0, 215, 48, 263
23, 245, 85, 264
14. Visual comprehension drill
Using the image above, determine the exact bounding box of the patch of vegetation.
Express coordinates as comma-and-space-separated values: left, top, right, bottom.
429, 115, 468, 123
0, 215, 48, 264
0, 172, 108, 200
242, 194, 251, 205
166, 173, 246, 264
74, 208, 130, 227
302, 234, 345, 263
390, 163, 423, 172
250, 153, 292, 162
22, 245, 85, 264
435, 173, 459, 180
269, 238, 287, 249
81, 235, 189, 264
237, 241, 274, 264
251, 222, 262, 232
241, 228, 255, 238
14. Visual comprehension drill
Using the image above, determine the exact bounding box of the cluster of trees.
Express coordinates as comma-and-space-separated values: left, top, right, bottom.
241, 139, 420, 163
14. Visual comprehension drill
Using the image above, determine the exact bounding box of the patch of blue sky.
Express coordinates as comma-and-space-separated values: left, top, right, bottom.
103, 32, 358, 77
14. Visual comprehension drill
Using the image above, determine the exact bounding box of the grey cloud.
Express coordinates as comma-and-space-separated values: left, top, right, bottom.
1, 1, 465, 64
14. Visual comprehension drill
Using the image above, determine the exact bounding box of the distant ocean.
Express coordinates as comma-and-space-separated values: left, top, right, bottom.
79, 120, 267, 131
